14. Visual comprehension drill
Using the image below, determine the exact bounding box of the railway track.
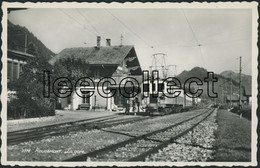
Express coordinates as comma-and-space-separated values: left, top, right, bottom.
63, 108, 214, 162
7, 114, 151, 145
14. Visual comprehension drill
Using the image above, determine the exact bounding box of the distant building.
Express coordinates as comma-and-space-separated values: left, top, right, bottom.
7, 49, 34, 82
243, 86, 252, 105
50, 37, 142, 111
7, 33, 35, 100
226, 94, 248, 107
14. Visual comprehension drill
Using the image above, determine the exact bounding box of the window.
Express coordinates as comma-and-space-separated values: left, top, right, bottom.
94, 70, 100, 79
13, 63, 18, 80
83, 93, 90, 103
7, 61, 12, 81
20, 63, 24, 73
7, 61, 21, 81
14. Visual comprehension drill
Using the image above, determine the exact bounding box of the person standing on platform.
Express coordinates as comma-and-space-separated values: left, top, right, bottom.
125, 98, 130, 114
135, 97, 140, 113
132, 98, 136, 112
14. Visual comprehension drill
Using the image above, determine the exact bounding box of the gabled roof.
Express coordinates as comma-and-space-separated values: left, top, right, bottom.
49, 45, 134, 65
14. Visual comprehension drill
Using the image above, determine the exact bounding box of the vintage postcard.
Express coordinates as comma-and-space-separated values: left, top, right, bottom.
1, 2, 258, 167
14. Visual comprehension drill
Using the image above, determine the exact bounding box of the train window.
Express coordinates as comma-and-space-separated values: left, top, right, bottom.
152, 83, 156, 91
143, 84, 149, 92
150, 94, 158, 103
158, 83, 164, 92
150, 83, 164, 92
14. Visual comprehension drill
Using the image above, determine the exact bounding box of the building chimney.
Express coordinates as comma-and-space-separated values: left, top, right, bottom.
106, 39, 111, 46
97, 36, 101, 48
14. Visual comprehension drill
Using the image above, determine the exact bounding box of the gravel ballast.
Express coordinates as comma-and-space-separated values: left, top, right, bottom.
146, 109, 217, 162
89, 111, 211, 161
7, 109, 208, 161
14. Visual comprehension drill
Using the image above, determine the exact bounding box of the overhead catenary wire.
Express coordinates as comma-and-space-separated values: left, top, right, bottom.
182, 10, 199, 45
198, 26, 251, 42
76, 9, 101, 36
182, 9, 205, 67
59, 9, 96, 37
202, 38, 250, 46
153, 37, 250, 49
104, 9, 153, 48
242, 57, 251, 69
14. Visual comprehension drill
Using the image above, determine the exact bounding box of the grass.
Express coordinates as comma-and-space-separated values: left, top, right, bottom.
213, 109, 251, 162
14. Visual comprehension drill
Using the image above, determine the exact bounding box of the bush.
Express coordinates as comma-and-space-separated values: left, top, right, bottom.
228, 106, 251, 120
230, 106, 240, 114
241, 109, 251, 120
7, 98, 55, 120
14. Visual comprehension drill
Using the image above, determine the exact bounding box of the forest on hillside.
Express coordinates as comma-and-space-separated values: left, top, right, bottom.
8, 20, 55, 60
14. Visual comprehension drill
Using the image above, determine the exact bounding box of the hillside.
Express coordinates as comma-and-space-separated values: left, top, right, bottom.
177, 67, 220, 101
220, 70, 251, 96
177, 67, 209, 82
176, 67, 251, 102
8, 20, 55, 59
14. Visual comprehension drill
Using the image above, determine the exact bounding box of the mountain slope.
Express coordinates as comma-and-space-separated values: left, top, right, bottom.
8, 20, 55, 59
176, 67, 251, 102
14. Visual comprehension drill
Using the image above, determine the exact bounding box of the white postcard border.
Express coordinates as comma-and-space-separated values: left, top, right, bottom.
1, 1, 258, 167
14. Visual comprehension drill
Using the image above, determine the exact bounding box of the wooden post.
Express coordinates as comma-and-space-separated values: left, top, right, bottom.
11, 59, 14, 81
17, 60, 20, 79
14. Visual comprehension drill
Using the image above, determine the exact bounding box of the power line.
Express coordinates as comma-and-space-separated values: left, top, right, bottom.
104, 9, 153, 48
182, 10, 199, 45
242, 57, 251, 69
59, 9, 96, 37
238, 56, 242, 110
76, 9, 101, 36
202, 38, 250, 46
155, 43, 196, 48
154, 37, 249, 49
182, 9, 205, 67
198, 26, 250, 41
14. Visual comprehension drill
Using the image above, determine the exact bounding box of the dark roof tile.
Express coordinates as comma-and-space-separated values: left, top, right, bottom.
49, 45, 133, 65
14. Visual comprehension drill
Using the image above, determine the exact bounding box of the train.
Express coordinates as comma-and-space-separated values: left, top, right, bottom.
141, 78, 194, 115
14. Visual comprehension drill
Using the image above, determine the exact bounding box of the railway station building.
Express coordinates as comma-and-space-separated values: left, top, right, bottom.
49, 37, 143, 111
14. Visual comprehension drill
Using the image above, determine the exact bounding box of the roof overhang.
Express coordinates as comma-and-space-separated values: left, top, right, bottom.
8, 49, 34, 60
89, 64, 119, 66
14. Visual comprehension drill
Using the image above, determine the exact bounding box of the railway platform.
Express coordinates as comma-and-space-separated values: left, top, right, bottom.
7, 110, 121, 132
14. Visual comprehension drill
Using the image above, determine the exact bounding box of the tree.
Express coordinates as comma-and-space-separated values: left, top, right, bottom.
8, 43, 55, 119
52, 57, 90, 110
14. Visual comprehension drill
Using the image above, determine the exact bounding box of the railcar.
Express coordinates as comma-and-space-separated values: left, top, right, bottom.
142, 79, 193, 115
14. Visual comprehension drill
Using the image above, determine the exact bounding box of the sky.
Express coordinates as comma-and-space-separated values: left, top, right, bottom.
8, 8, 252, 75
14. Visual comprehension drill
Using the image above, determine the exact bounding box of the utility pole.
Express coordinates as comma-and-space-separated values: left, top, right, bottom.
230, 72, 233, 106
24, 34, 27, 53
120, 34, 123, 46
221, 86, 224, 104
224, 78, 227, 104
239, 56, 242, 109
